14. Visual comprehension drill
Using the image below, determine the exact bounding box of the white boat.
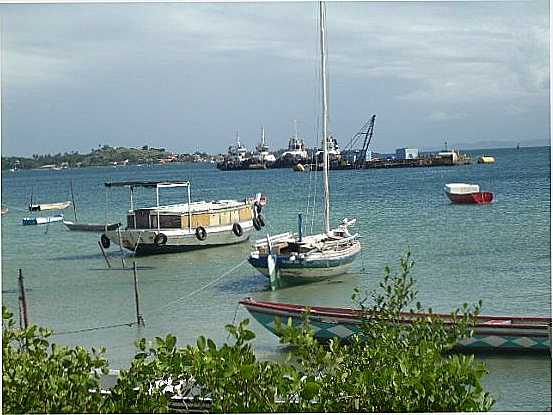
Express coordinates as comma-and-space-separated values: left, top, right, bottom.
22, 214, 64, 226
248, 2, 361, 288
28, 201, 71, 212
62, 181, 120, 232
63, 220, 120, 232
100, 180, 267, 256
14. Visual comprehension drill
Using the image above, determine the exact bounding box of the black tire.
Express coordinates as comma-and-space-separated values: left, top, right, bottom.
154, 233, 168, 246
100, 234, 111, 249
195, 226, 207, 241
254, 202, 262, 214
257, 213, 265, 227
232, 222, 243, 237
252, 217, 262, 231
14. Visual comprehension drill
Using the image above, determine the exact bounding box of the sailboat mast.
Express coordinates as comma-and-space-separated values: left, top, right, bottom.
320, 1, 330, 234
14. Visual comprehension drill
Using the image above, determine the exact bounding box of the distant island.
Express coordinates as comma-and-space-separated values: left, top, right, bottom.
1, 145, 220, 171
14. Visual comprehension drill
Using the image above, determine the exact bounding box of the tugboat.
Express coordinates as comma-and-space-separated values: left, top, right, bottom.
444, 183, 493, 204
249, 127, 276, 169
216, 133, 249, 170
273, 121, 310, 168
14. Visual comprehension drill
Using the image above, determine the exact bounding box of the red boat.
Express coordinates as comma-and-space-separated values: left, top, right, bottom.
444, 183, 493, 204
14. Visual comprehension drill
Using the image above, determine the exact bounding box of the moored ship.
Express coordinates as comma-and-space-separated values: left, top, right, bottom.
100, 180, 266, 255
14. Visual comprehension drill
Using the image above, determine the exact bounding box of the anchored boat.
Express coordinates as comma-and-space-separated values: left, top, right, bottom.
444, 183, 493, 204
248, 2, 361, 288
63, 181, 120, 232
100, 180, 266, 256
240, 298, 551, 353
23, 195, 70, 226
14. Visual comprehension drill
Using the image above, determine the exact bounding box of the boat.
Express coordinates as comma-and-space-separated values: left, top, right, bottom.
63, 221, 120, 232
250, 127, 276, 169
22, 214, 64, 226
216, 133, 250, 170
444, 183, 494, 204
1, 207, 8, 215
100, 180, 267, 256
478, 155, 496, 164
240, 298, 551, 353
247, 2, 361, 288
62, 181, 120, 232
28, 201, 71, 212
273, 121, 310, 168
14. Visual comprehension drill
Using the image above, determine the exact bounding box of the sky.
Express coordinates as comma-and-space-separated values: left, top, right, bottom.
0, 1, 550, 157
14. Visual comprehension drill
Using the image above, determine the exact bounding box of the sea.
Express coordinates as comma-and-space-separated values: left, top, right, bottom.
1, 146, 551, 411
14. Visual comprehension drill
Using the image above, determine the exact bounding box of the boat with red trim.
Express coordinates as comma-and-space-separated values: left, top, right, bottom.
444, 183, 493, 204
240, 297, 551, 353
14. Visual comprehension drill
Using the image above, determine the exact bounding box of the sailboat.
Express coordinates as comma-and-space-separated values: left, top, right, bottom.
247, 1, 361, 288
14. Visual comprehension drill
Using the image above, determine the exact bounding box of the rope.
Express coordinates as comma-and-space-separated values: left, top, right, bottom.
149, 258, 249, 317
51, 321, 135, 336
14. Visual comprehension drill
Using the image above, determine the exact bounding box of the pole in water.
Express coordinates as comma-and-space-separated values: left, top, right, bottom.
17, 269, 29, 329
117, 228, 126, 269
298, 213, 303, 242
133, 262, 145, 327
98, 241, 112, 268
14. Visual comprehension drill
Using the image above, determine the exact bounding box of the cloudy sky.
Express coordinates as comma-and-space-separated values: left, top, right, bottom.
1, 1, 549, 156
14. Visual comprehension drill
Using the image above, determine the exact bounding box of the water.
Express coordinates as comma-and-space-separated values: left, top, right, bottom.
1, 146, 550, 411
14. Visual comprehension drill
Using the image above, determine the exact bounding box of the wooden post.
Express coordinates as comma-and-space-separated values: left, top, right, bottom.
118, 228, 126, 269
133, 262, 144, 327
17, 269, 29, 329
98, 241, 112, 268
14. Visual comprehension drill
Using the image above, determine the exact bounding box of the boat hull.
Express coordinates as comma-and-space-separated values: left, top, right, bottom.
105, 221, 255, 256
248, 242, 361, 282
63, 221, 120, 232
240, 299, 551, 353
22, 215, 64, 226
446, 191, 493, 204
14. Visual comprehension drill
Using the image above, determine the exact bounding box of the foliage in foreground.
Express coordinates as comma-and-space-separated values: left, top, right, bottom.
2, 252, 494, 413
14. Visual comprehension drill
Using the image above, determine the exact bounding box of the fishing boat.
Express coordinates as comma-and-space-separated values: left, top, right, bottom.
100, 180, 267, 256
22, 214, 64, 226
247, 2, 361, 288
444, 183, 494, 204
240, 298, 551, 353
62, 181, 120, 232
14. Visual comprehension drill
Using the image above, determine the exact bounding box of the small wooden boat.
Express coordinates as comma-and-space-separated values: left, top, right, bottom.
29, 201, 71, 212
22, 214, 64, 226
444, 183, 493, 204
62, 181, 121, 232
240, 298, 551, 353
63, 220, 120, 232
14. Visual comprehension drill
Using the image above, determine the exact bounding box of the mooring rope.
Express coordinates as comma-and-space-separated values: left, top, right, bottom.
148, 258, 249, 317
51, 321, 135, 336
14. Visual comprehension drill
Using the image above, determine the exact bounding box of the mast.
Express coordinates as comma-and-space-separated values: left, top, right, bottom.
320, 1, 330, 233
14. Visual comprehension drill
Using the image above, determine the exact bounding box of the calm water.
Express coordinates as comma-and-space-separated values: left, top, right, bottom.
1, 147, 551, 411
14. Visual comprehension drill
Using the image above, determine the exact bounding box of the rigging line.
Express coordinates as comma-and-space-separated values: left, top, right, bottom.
149, 258, 249, 317
51, 321, 135, 336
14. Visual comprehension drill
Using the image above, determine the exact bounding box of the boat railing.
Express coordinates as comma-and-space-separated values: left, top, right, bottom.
322, 233, 359, 249
254, 232, 294, 246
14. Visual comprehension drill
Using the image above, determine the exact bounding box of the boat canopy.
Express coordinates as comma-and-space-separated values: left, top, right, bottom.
104, 181, 190, 189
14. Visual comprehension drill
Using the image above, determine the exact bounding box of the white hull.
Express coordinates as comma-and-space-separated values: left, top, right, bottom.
105, 220, 255, 254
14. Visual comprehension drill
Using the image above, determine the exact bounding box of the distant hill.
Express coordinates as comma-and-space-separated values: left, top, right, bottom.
1, 145, 176, 170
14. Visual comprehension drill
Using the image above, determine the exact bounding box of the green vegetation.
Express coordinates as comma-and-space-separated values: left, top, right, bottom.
1, 145, 214, 170
2, 253, 494, 413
